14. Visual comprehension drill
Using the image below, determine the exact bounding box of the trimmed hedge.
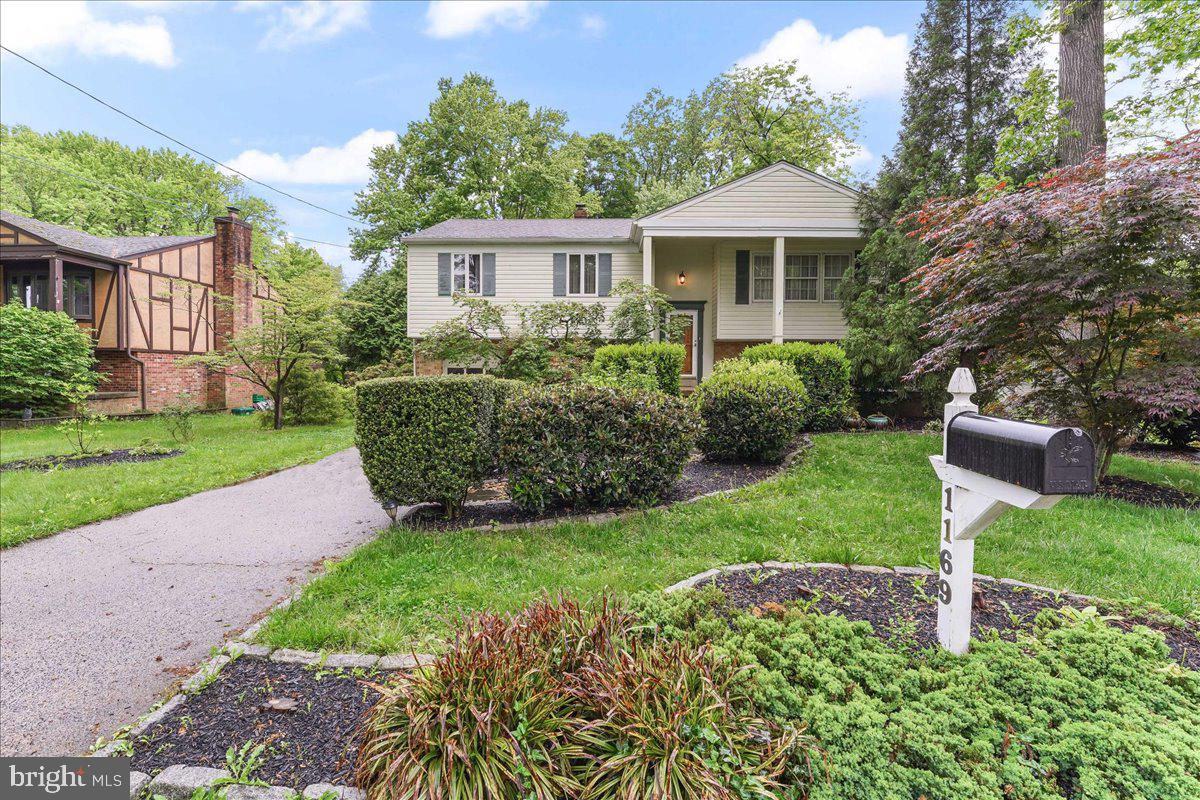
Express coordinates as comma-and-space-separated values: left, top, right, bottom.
355, 375, 496, 515
693, 359, 808, 463
499, 383, 700, 513
590, 343, 685, 395
741, 342, 852, 431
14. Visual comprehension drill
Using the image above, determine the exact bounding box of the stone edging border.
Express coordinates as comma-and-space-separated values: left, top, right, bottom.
91, 587, 438, 800
662, 560, 1102, 606
394, 437, 814, 535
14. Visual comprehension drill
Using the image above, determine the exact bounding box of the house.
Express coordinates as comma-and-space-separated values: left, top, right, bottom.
0, 207, 263, 414
402, 161, 864, 389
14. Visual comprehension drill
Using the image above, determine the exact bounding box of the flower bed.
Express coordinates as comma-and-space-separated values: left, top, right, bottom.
0, 447, 182, 473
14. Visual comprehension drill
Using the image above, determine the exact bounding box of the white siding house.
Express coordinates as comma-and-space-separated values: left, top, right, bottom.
403, 162, 866, 385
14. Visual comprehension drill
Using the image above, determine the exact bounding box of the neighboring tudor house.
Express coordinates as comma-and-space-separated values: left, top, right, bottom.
404, 161, 864, 389
0, 207, 263, 414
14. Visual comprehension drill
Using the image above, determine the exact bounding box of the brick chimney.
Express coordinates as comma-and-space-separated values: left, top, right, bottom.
207, 206, 255, 408
573, 203, 589, 219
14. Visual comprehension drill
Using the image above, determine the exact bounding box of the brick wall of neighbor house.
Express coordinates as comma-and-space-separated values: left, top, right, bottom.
413, 350, 443, 376
206, 208, 257, 409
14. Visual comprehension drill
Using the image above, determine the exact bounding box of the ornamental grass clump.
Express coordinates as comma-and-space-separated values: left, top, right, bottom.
499, 383, 700, 513
356, 595, 808, 800
741, 342, 852, 432
693, 360, 809, 463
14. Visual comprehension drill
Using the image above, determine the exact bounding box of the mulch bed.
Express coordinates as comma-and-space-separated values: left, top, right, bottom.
131, 659, 388, 789
0, 448, 182, 473
1123, 441, 1199, 466
1095, 474, 1199, 510
705, 567, 1199, 670
402, 448, 797, 532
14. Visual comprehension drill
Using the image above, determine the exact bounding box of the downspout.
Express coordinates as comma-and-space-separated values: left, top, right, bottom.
119, 263, 148, 411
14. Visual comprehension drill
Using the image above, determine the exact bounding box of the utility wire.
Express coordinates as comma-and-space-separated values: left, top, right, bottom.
0, 151, 352, 249
1, 45, 359, 224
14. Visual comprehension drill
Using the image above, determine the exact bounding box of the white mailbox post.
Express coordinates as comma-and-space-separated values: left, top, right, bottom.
929, 368, 1094, 654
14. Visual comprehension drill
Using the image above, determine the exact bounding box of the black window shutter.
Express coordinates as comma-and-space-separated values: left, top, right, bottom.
437, 252, 452, 296
597, 253, 612, 296
552, 253, 567, 296
735, 250, 750, 305
481, 253, 496, 296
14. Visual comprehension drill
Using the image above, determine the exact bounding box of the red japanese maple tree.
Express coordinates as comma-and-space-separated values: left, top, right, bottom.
907, 134, 1200, 478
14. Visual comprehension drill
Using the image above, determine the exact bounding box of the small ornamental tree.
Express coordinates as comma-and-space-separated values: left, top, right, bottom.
608, 279, 689, 344
188, 243, 347, 429
907, 135, 1200, 479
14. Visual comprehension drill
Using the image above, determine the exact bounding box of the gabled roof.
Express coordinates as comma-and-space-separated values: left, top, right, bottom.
0, 210, 213, 261
402, 217, 634, 244
635, 161, 860, 223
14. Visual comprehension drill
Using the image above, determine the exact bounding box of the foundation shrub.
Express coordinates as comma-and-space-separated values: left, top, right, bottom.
356, 595, 810, 800
590, 342, 686, 395
355, 375, 495, 515
693, 359, 809, 463
741, 342, 852, 431
631, 588, 1200, 800
0, 304, 98, 416
499, 383, 699, 513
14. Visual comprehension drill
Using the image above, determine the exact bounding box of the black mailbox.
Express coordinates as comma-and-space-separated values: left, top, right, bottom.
946, 413, 1095, 495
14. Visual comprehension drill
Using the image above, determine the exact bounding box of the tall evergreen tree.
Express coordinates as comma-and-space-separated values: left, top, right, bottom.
841, 0, 1034, 412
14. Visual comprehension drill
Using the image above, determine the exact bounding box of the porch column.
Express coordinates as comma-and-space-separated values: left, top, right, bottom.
642, 235, 654, 285
772, 236, 785, 343
50, 256, 63, 312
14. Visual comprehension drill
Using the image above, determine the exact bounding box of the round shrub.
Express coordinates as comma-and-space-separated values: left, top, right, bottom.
355, 375, 496, 515
0, 303, 98, 416
693, 359, 808, 463
741, 342, 851, 431
590, 342, 685, 395
499, 383, 700, 513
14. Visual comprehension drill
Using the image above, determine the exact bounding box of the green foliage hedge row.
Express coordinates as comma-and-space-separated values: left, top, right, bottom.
590, 342, 685, 395
633, 588, 1200, 800
742, 342, 852, 431
499, 382, 700, 513
355, 375, 496, 514
693, 359, 809, 463
0, 304, 98, 416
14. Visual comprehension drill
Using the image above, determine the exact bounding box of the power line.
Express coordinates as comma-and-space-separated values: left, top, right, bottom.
0, 151, 352, 249
1, 45, 359, 224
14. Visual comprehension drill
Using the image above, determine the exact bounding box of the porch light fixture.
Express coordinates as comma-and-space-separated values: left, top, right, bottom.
677, 271, 687, 286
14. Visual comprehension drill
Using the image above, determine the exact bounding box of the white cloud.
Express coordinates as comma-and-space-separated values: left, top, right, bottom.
845, 143, 874, 170
424, 0, 547, 39
238, 0, 368, 50
739, 19, 909, 100
0, 0, 176, 67
581, 14, 607, 38
225, 128, 395, 185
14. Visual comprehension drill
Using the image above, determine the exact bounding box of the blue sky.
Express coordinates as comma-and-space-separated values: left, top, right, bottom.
0, 1, 925, 280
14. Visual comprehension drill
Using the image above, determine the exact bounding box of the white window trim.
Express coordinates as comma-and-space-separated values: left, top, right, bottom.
565, 252, 600, 297
821, 252, 852, 303
451, 252, 484, 296
750, 251, 774, 303
444, 360, 488, 375
783, 253, 820, 304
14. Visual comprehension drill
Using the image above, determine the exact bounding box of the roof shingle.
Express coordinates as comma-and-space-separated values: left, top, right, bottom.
402, 217, 634, 243
0, 210, 212, 261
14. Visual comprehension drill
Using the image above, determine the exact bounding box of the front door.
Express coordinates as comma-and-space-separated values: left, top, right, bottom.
669, 309, 698, 378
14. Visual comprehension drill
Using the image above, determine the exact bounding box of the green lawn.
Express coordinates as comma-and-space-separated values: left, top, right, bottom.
0, 413, 354, 548
259, 432, 1199, 654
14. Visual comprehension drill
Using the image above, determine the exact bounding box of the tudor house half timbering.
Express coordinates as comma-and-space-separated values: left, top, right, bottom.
0, 207, 266, 414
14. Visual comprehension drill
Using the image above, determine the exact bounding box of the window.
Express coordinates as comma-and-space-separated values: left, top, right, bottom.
445, 362, 487, 375
823, 254, 851, 301
751, 253, 773, 301
567, 253, 598, 296
452, 253, 481, 294
785, 254, 819, 301
3, 269, 92, 319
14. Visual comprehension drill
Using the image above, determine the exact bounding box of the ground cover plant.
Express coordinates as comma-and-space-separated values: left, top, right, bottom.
257, 433, 1199, 654
0, 413, 353, 547
632, 587, 1200, 799
694, 359, 809, 463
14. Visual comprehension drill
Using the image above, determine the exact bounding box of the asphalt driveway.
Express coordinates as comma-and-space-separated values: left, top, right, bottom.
0, 447, 389, 757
